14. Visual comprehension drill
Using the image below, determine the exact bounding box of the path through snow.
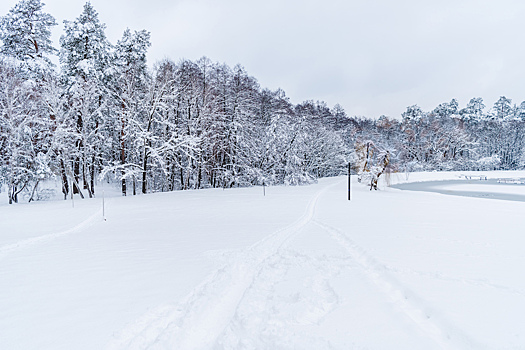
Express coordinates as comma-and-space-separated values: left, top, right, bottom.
0, 207, 101, 258
2, 173, 525, 349
107, 178, 479, 349
107, 180, 341, 349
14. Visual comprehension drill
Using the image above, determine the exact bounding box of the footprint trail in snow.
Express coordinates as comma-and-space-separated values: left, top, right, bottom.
107, 179, 477, 350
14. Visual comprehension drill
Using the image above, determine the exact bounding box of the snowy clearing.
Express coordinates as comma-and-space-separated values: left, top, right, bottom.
1, 171, 525, 349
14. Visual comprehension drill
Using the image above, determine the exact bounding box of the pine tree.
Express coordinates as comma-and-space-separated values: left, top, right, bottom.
459, 97, 485, 123
492, 96, 512, 120
60, 2, 109, 79
59, 2, 110, 198
0, 0, 57, 75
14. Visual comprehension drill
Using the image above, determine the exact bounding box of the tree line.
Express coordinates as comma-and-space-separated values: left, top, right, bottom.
348, 97, 525, 179
2, 1, 524, 205
0, 0, 349, 204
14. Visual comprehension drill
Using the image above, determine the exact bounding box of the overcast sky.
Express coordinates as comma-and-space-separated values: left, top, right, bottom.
2, 0, 525, 118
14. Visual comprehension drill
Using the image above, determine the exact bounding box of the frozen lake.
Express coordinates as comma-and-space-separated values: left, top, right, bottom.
391, 178, 525, 202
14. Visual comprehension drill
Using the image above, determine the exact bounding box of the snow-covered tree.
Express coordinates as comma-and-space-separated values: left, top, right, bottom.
433, 99, 458, 118
0, 0, 57, 77
491, 96, 512, 120
104, 28, 151, 196
60, 2, 109, 78
355, 140, 390, 190
0, 58, 53, 203
459, 97, 485, 123
59, 2, 110, 197
516, 101, 525, 121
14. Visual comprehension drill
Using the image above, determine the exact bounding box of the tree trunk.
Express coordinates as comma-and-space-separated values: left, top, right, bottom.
70, 175, 85, 199
82, 160, 93, 198
8, 185, 13, 205
142, 146, 148, 194
73, 157, 80, 194
12, 185, 18, 203
75, 112, 83, 194
166, 158, 172, 192
120, 111, 126, 196
121, 176, 126, 196
197, 165, 202, 189
28, 180, 40, 203
90, 156, 95, 196
61, 159, 69, 200
83, 162, 88, 190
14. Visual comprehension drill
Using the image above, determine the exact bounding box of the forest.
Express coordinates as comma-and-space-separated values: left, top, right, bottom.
1, 0, 524, 204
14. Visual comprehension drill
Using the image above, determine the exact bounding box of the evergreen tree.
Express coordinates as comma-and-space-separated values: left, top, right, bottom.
459, 97, 485, 123
0, 0, 57, 73
492, 96, 512, 120
59, 2, 110, 197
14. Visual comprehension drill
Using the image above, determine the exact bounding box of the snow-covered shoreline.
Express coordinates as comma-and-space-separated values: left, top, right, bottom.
386, 169, 525, 186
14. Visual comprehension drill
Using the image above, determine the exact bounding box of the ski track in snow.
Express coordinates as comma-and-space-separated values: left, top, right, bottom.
312, 220, 483, 350
107, 179, 486, 349
383, 265, 525, 297
214, 249, 349, 349
0, 208, 102, 258
106, 180, 342, 350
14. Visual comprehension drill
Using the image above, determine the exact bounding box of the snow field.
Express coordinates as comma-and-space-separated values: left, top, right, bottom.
1, 172, 525, 349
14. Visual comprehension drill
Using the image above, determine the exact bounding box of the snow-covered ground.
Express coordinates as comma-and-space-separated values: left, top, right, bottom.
1, 171, 525, 349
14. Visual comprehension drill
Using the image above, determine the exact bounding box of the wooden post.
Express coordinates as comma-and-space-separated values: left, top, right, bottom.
348, 162, 351, 201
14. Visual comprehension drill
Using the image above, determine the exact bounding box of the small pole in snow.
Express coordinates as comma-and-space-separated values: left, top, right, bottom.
348, 162, 351, 201
263, 181, 266, 196
71, 179, 74, 208
102, 190, 106, 221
